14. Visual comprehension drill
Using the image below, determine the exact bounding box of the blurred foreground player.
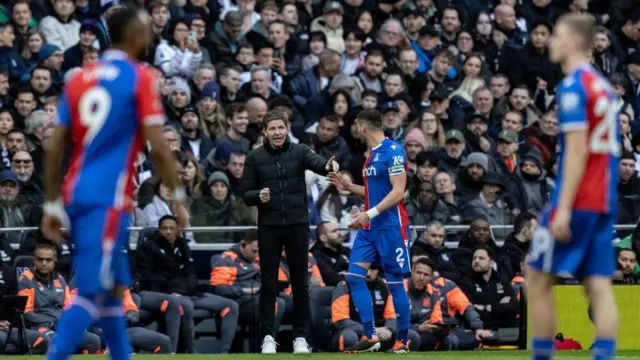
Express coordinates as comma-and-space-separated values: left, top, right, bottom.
329, 109, 411, 353
526, 14, 619, 360
40, 7, 188, 360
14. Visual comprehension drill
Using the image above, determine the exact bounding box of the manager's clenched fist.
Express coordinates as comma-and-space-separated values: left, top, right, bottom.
259, 188, 270, 203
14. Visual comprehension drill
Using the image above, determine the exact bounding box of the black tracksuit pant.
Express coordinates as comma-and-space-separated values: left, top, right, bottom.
258, 224, 310, 340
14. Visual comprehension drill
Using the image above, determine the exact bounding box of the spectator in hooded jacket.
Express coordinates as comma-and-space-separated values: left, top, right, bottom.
165, 77, 192, 124
455, 152, 487, 201
136, 215, 239, 354
310, 221, 351, 287
39, 0, 80, 51
514, 148, 552, 215
154, 18, 203, 78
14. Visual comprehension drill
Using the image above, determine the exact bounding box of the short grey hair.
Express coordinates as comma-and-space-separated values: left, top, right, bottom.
250, 65, 271, 77
195, 63, 216, 79
163, 125, 181, 142
25, 110, 48, 134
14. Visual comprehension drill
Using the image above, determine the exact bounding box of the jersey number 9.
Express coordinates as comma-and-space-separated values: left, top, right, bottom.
79, 87, 111, 145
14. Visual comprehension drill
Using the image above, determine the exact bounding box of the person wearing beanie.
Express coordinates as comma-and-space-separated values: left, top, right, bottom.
404, 128, 427, 175
166, 77, 192, 124
514, 148, 550, 216
190, 171, 255, 243
455, 151, 488, 201
34, 43, 64, 85
198, 81, 226, 139
179, 105, 215, 162
63, 18, 100, 71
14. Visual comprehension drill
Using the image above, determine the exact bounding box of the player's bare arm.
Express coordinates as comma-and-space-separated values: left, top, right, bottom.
551, 129, 588, 242
143, 125, 189, 229
41, 125, 70, 243
349, 171, 406, 229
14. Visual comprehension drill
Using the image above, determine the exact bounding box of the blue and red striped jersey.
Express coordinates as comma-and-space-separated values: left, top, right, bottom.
57, 50, 165, 211
552, 64, 619, 214
362, 138, 409, 230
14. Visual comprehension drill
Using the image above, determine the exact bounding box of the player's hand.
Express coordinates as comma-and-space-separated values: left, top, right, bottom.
376, 327, 392, 341
259, 188, 270, 203
348, 211, 370, 229
41, 214, 65, 245
475, 329, 493, 341
550, 207, 572, 242
328, 172, 351, 191
325, 156, 339, 172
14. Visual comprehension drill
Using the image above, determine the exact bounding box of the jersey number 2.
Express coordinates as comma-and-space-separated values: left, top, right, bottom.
78, 87, 111, 145
589, 96, 620, 156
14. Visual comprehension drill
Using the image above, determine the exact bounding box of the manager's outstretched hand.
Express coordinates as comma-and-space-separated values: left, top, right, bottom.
325, 156, 339, 172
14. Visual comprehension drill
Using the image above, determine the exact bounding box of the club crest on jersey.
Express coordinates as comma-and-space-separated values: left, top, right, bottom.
363, 166, 377, 177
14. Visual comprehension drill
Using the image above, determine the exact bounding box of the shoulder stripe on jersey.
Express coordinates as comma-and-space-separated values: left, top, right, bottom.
560, 122, 588, 132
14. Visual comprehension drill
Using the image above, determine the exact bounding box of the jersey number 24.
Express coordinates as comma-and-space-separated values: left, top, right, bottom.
589, 91, 620, 156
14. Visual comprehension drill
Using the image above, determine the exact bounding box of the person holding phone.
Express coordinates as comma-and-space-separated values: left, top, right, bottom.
154, 18, 203, 78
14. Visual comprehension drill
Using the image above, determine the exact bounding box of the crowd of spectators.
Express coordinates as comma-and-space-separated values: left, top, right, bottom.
0, 0, 638, 354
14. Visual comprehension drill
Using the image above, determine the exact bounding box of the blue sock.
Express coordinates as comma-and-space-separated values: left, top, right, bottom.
532, 337, 554, 360
98, 295, 132, 358
345, 264, 375, 339
47, 295, 99, 360
386, 274, 410, 346
592, 338, 616, 360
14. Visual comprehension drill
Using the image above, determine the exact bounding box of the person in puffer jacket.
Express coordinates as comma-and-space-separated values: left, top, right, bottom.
154, 18, 203, 78
210, 232, 286, 333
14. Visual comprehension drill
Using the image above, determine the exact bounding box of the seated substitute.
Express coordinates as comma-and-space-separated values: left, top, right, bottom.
210, 230, 285, 332
18, 244, 101, 353
459, 246, 519, 330
330, 266, 397, 352
407, 257, 491, 351
135, 215, 239, 354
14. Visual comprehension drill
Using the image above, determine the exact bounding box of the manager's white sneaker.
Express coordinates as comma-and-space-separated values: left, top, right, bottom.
261, 335, 278, 354
293, 337, 310, 354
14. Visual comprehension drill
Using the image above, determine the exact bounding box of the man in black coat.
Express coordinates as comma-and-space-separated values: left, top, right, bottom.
310, 221, 351, 287
239, 110, 338, 354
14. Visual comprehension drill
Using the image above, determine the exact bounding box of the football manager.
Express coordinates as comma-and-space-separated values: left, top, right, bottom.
239, 110, 339, 354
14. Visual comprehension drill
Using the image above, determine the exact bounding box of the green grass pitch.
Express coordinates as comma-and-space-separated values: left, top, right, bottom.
4, 351, 640, 359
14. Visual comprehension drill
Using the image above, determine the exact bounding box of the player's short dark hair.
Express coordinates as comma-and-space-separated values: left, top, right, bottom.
557, 13, 596, 51
225, 102, 247, 119
107, 7, 143, 45
35, 243, 57, 257
473, 244, 495, 260
416, 150, 438, 168
158, 215, 178, 227
356, 108, 383, 130
514, 212, 537, 234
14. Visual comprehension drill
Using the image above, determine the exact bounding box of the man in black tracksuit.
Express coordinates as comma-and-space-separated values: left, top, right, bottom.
310, 221, 351, 287
240, 110, 338, 354
459, 246, 519, 330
